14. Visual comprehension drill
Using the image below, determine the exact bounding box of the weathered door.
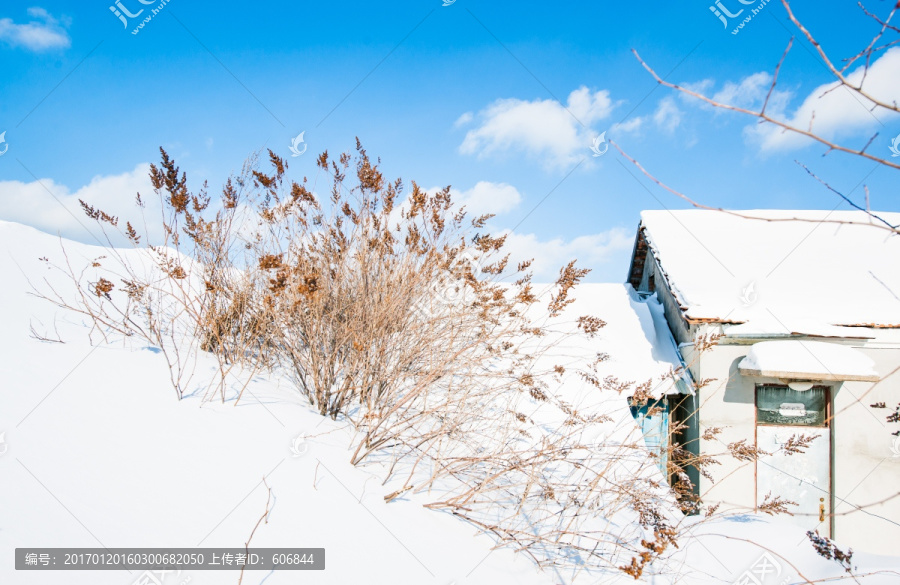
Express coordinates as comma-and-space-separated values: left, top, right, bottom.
630, 397, 669, 477
756, 385, 831, 536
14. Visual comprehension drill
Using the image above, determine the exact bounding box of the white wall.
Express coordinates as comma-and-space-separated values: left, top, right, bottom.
682, 331, 900, 556
681, 341, 758, 513
831, 346, 900, 554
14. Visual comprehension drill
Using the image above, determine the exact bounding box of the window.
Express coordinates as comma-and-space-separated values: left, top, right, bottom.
756, 385, 828, 427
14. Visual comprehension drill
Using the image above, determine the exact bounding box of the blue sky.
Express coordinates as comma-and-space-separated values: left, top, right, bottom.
1, 0, 898, 281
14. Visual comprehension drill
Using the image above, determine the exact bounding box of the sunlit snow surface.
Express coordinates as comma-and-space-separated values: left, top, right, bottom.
2, 220, 898, 584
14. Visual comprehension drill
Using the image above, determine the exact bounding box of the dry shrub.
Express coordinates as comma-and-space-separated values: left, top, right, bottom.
40, 142, 779, 581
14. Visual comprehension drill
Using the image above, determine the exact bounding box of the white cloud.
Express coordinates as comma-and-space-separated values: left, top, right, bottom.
454, 112, 473, 128
499, 227, 634, 282
0, 164, 163, 245
712, 71, 772, 108
652, 97, 682, 134
393, 181, 629, 280
449, 181, 522, 217
459, 86, 615, 170
390, 181, 523, 230
2, 167, 630, 285
679, 74, 792, 118
680, 79, 714, 102
566, 86, 615, 124
0, 8, 70, 51
610, 97, 682, 137
613, 117, 643, 133
749, 48, 900, 151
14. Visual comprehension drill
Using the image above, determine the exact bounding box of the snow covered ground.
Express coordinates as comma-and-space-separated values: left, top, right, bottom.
2, 220, 898, 585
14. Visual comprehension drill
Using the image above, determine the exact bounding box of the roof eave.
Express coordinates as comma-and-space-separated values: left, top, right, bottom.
738, 367, 880, 383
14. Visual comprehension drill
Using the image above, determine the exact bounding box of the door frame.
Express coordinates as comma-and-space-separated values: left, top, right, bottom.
628, 395, 670, 479
753, 383, 834, 537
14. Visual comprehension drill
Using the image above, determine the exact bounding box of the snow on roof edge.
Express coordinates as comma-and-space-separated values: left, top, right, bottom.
738, 340, 880, 382
635, 209, 900, 329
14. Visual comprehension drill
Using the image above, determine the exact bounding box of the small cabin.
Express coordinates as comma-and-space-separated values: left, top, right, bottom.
626, 209, 900, 555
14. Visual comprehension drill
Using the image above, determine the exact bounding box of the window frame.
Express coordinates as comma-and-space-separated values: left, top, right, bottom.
754, 383, 831, 428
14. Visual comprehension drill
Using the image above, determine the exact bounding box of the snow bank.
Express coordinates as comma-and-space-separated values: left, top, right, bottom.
0, 221, 552, 585
2, 220, 898, 584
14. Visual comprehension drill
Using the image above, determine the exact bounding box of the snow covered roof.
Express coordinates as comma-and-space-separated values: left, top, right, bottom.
738, 339, 880, 382
633, 210, 900, 329
542, 283, 692, 400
